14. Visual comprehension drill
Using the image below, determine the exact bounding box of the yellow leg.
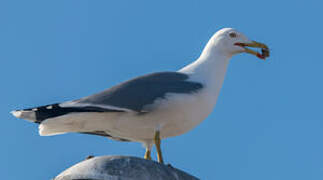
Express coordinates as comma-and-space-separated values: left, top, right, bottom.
144, 147, 152, 160
154, 131, 164, 164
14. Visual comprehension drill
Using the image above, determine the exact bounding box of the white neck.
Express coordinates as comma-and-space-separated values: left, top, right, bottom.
178, 39, 232, 98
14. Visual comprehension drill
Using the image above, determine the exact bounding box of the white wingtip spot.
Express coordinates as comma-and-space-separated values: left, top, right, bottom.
11, 110, 22, 118
10, 110, 36, 122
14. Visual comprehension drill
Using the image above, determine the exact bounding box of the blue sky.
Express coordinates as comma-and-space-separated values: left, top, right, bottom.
1, 0, 323, 179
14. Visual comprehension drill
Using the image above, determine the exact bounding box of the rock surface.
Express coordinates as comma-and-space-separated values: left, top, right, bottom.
53, 156, 199, 180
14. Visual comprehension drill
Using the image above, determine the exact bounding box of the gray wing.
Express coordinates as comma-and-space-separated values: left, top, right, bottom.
62, 72, 203, 112
14, 72, 204, 124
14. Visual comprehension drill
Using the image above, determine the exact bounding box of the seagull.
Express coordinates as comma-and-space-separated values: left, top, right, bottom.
11, 28, 269, 163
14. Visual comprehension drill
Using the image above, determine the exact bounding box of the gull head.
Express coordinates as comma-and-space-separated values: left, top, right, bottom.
209, 28, 270, 60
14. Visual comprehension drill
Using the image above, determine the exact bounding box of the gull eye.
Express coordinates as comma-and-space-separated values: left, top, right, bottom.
229, 32, 237, 38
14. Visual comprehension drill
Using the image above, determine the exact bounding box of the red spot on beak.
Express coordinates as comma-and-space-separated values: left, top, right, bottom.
257, 53, 266, 60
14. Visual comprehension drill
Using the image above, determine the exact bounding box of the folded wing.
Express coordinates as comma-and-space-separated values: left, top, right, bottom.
11, 72, 203, 124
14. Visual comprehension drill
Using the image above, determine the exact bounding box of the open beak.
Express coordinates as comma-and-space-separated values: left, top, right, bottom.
234, 41, 270, 60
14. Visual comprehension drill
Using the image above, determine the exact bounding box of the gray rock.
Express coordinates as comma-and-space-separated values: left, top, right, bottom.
53, 156, 199, 180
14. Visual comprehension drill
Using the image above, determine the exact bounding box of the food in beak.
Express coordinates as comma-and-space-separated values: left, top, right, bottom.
234, 41, 270, 60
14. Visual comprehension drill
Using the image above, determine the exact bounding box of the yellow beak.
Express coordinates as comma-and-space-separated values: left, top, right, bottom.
235, 41, 270, 60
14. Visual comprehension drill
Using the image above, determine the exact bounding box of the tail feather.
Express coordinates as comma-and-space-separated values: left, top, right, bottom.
11, 104, 126, 139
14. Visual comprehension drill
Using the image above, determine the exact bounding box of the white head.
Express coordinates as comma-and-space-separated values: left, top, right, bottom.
203, 28, 269, 60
